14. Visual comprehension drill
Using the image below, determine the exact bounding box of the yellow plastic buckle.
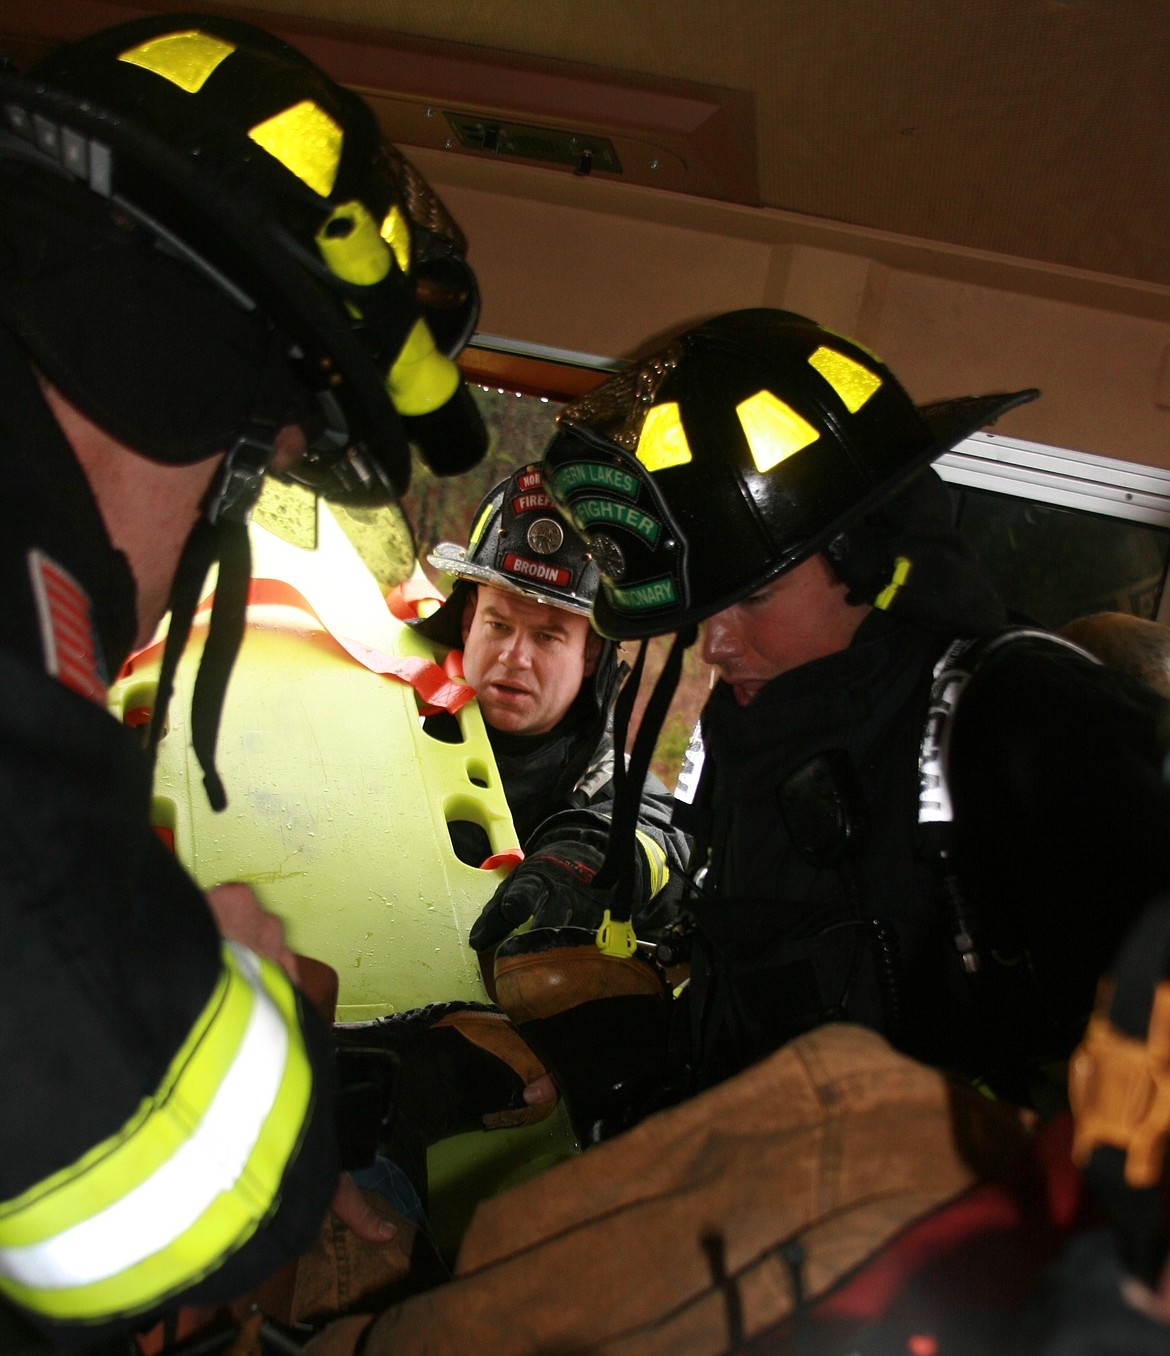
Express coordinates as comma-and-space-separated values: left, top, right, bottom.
1069, 980, 1170, 1187
596, 909, 638, 958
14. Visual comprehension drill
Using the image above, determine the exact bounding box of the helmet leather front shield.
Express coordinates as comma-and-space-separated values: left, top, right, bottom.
414, 462, 604, 653
543, 425, 694, 637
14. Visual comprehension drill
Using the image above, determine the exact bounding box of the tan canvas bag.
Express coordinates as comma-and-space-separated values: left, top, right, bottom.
309, 1023, 1034, 1356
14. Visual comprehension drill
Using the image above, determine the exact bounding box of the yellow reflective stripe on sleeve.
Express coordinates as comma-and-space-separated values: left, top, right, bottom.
0, 943, 313, 1322
634, 831, 669, 899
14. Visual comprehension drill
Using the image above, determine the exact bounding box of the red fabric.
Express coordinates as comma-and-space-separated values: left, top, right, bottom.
384, 578, 445, 622
30, 549, 107, 705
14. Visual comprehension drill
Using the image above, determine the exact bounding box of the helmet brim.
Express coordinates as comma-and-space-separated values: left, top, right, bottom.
419, 541, 595, 631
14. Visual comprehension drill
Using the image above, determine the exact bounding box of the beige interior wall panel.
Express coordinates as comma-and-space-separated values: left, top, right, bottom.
767, 246, 887, 344
435, 181, 775, 359
422, 154, 1170, 470
867, 274, 1170, 469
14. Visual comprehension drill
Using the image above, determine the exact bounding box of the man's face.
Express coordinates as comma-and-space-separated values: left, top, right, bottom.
461, 585, 602, 735
700, 554, 871, 706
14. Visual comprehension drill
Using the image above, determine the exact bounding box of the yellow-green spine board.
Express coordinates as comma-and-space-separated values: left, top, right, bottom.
108, 503, 577, 1258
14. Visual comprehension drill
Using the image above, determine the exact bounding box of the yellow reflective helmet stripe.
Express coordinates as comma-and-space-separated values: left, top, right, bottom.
468, 499, 497, 553
736, 389, 820, 472
118, 32, 235, 94
0, 944, 313, 1322
249, 100, 343, 197
380, 206, 413, 275
634, 831, 670, 900
807, 345, 883, 413
636, 402, 692, 473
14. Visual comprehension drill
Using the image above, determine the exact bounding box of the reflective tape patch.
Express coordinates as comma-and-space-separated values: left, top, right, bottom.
249, 100, 343, 197
468, 499, 497, 552
386, 318, 460, 416
379, 205, 412, 274
636, 402, 692, 473
736, 390, 819, 472
27, 549, 107, 704
317, 201, 391, 286
0, 944, 312, 1322
634, 831, 669, 899
807, 345, 882, 413
118, 32, 235, 94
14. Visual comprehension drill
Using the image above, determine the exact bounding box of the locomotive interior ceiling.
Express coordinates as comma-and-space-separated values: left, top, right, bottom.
6, 0, 1169, 291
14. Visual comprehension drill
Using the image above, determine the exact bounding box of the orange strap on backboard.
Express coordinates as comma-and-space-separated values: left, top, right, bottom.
122, 578, 475, 716
385, 577, 446, 621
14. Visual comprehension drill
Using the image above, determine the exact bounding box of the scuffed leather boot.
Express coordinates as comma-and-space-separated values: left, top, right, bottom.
493, 927, 672, 1146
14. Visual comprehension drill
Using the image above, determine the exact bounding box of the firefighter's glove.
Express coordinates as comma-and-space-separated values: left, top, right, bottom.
469, 843, 609, 952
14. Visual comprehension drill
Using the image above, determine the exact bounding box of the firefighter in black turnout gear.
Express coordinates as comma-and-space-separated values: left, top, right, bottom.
0, 13, 486, 1343
331, 465, 689, 1193
411, 463, 688, 948
542, 308, 1170, 1108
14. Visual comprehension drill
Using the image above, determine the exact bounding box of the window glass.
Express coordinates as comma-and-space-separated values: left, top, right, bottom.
950, 485, 1170, 628
409, 385, 564, 567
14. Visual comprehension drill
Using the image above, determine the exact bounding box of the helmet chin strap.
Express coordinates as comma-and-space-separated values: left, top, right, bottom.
145, 330, 291, 811
592, 624, 697, 916
146, 516, 252, 812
